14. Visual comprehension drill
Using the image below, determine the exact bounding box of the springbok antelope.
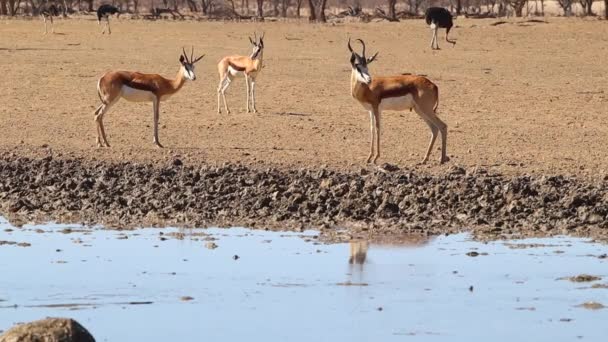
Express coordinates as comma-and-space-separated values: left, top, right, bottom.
93, 48, 204, 148
217, 33, 265, 114
425, 7, 456, 50
348, 39, 448, 165
97, 4, 120, 34
40, 3, 60, 34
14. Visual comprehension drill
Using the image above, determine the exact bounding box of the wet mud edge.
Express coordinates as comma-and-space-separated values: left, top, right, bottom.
1, 154, 607, 242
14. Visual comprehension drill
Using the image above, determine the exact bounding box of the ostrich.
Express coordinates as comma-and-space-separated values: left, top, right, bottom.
97, 4, 120, 34
40, 2, 60, 34
425, 7, 457, 50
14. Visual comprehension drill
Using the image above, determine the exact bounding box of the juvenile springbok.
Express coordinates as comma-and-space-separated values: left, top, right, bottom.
217, 33, 265, 114
93, 48, 204, 148
348, 39, 448, 165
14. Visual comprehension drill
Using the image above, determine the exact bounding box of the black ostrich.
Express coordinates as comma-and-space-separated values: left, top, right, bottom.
97, 4, 120, 34
425, 7, 457, 50
40, 3, 60, 34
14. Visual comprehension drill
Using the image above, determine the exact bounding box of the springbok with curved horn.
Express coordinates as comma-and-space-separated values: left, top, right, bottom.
93, 47, 204, 148
348, 39, 448, 165
217, 33, 265, 114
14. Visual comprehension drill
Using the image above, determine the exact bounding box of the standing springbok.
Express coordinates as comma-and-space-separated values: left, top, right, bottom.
425, 7, 457, 50
217, 33, 265, 114
348, 39, 448, 165
93, 48, 204, 148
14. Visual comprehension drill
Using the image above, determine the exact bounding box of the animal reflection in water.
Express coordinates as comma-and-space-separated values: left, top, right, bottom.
349, 241, 369, 265
348, 236, 432, 267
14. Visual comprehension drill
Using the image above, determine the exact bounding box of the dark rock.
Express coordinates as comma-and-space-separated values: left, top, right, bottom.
0, 317, 95, 342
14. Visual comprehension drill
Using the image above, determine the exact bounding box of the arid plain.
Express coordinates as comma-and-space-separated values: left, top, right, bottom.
1, 17, 607, 177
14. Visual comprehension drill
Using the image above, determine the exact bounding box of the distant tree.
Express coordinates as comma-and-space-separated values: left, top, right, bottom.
318, 0, 327, 21
256, 0, 263, 18
505, 0, 527, 16
578, 0, 594, 15
388, 0, 397, 20
556, 0, 573, 15
200, 0, 212, 14
280, 0, 289, 17
1, 0, 7, 15
307, 0, 316, 20
407, 0, 424, 15
605, 0, 607, 18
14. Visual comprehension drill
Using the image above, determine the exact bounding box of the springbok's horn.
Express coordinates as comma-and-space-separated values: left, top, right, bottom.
356, 39, 366, 57
182, 47, 189, 63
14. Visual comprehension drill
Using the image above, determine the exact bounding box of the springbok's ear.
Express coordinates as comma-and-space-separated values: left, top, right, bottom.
179, 55, 185, 64
367, 52, 379, 64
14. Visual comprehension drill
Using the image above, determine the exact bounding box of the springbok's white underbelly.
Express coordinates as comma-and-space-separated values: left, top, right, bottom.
380, 95, 415, 111
228, 66, 241, 76
121, 86, 155, 102
360, 95, 415, 112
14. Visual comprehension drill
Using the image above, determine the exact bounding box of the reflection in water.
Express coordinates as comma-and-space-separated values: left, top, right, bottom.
2, 222, 608, 342
348, 235, 432, 269
349, 241, 368, 265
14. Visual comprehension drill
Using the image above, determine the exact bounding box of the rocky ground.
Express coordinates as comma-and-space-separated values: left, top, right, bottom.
1, 153, 607, 242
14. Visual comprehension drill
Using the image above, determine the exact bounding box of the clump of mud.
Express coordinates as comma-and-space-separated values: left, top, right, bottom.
561, 274, 602, 283
0, 155, 607, 241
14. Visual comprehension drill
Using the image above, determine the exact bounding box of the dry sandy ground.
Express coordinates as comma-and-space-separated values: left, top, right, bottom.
0, 17, 607, 177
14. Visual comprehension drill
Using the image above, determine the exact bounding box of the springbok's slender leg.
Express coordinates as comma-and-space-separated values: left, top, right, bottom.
94, 103, 112, 148
366, 110, 375, 164
217, 77, 225, 113
50, 15, 54, 34
372, 108, 381, 164
152, 97, 163, 148
218, 74, 232, 114
42, 15, 48, 34
418, 107, 448, 163
245, 73, 251, 113
417, 111, 439, 164
94, 105, 104, 147
250, 78, 257, 113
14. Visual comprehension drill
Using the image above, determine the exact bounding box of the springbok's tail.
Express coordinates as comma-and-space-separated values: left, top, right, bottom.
96, 79, 106, 106
434, 86, 439, 112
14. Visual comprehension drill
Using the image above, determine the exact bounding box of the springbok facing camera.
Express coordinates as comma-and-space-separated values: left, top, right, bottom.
425, 7, 457, 50
217, 33, 265, 114
40, 3, 60, 34
97, 4, 120, 34
348, 39, 448, 165
93, 48, 204, 148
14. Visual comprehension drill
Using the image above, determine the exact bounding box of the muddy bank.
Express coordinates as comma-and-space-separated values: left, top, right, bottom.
0, 154, 607, 241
